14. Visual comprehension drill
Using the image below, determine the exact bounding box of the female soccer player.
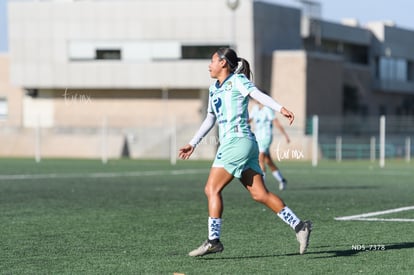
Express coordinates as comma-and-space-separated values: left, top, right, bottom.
178, 48, 312, 257
250, 100, 290, 190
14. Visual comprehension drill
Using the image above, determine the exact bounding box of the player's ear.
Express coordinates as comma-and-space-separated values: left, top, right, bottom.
219, 58, 227, 68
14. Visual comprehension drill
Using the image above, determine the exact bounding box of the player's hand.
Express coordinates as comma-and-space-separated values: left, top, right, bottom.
285, 136, 291, 144
280, 107, 294, 125
178, 144, 195, 160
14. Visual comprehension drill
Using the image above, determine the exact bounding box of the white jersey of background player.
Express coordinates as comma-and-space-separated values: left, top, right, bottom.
250, 102, 290, 190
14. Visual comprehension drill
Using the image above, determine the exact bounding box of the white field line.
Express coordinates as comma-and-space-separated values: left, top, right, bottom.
2, 167, 408, 180
282, 168, 413, 177
335, 206, 414, 222
347, 218, 414, 222
0, 168, 209, 181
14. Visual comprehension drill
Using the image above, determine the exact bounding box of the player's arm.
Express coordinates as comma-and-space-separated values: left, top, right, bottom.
249, 89, 294, 125
273, 118, 290, 143
178, 112, 216, 160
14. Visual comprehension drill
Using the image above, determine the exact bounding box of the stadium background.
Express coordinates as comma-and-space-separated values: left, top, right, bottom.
1, 0, 414, 163
1, 1, 414, 274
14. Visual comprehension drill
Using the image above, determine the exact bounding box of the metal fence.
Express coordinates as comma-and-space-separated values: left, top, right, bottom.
1, 114, 413, 163
309, 115, 414, 162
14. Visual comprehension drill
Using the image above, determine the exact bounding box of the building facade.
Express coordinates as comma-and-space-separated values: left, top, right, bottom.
4, 0, 414, 159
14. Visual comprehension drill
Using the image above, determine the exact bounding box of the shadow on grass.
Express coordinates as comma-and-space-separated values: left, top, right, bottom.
308, 242, 414, 259
290, 185, 378, 191
197, 252, 295, 261
197, 242, 414, 260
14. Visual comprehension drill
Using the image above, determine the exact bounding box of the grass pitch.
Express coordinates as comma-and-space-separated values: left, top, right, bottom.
0, 158, 413, 274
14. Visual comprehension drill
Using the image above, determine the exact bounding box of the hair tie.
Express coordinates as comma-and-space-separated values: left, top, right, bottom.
217, 50, 237, 69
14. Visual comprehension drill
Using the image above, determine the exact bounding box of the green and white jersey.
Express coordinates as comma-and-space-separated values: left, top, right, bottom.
250, 105, 275, 141
208, 73, 256, 142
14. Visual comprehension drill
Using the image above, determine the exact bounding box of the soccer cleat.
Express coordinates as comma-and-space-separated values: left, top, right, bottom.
279, 179, 287, 191
296, 220, 312, 254
188, 239, 224, 257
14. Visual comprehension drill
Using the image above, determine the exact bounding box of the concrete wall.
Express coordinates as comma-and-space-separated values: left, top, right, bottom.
271, 50, 307, 131
0, 54, 23, 127
8, 0, 255, 90
22, 89, 203, 127
253, 2, 301, 91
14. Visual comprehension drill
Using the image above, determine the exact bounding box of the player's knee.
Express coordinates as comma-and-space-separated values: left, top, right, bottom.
204, 185, 210, 197
250, 191, 268, 204
204, 184, 218, 198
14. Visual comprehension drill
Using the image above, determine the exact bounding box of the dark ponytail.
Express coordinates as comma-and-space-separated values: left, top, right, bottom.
237, 57, 252, 80
216, 48, 253, 80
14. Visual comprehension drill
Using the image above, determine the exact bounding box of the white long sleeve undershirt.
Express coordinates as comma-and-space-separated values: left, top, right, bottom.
249, 89, 283, 113
189, 112, 216, 147
188, 90, 284, 147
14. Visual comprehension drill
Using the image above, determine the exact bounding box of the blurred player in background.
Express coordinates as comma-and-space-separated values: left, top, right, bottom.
250, 97, 290, 190
179, 47, 312, 257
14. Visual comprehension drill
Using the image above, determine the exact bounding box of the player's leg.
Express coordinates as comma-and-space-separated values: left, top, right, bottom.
240, 168, 284, 212
257, 139, 269, 180
204, 167, 234, 218
264, 152, 278, 171
258, 152, 266, 174
188, 167, 233, 257
240, 168, 312, 254
264, 153, 287, 190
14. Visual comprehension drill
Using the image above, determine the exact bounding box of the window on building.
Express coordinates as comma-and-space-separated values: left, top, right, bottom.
0, 98, 8, 120
69, 41, 230, 61
407, 60, 414, 81
398, 96, 414, 115
321, 40, 342, 54
343, 44, 368, 65
343, 85, 360, 115
181, 45, 230, 59
96, 49, 121, 60
69, 40, 182, 61
377, 57, 408, 82
304, 39, 368, 65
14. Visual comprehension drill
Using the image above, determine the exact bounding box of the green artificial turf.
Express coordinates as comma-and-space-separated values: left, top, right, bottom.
0, 158, 413, 274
